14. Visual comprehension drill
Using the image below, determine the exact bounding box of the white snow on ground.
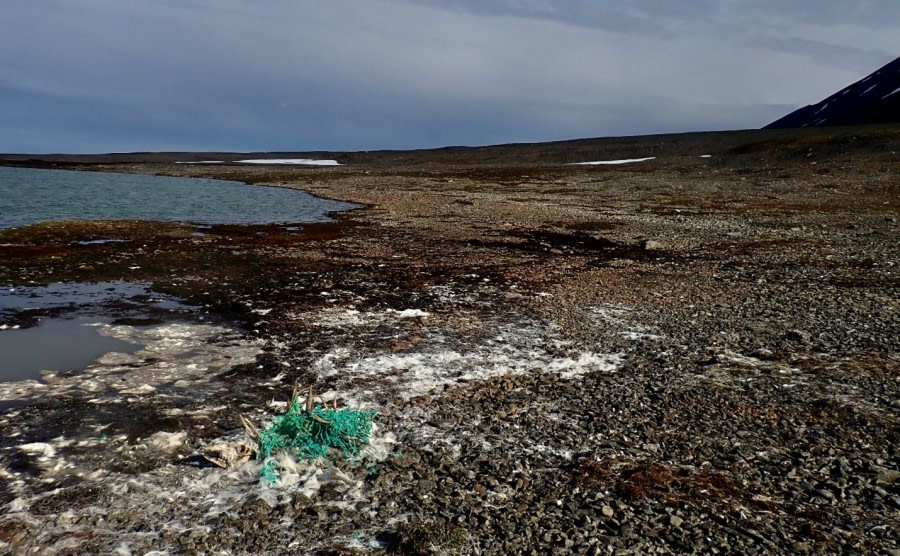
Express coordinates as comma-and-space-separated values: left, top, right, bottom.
571, 157, 656, 165
194, 307, 629, 523
860, 84, 877, 95
882, 86, 900, 99
700, 154, 712, 158
236, 159, 340, 166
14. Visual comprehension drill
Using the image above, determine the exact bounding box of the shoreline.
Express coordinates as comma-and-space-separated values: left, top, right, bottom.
0, 128, 898, 553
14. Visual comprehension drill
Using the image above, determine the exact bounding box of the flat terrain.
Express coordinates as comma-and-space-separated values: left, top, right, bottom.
0, 126, 898, 554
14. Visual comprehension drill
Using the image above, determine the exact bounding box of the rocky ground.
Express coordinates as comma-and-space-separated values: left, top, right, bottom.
0, 127, 898, 554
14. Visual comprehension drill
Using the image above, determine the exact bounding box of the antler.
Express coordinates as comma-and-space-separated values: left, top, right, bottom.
238, 414, 259, 441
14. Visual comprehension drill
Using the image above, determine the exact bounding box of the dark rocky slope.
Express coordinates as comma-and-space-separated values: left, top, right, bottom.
766, 56, 900, 129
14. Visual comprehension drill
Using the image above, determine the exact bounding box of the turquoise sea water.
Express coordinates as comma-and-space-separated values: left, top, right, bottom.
0, 166, 357, 229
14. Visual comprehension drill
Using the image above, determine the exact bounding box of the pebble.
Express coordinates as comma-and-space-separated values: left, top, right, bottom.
3, 153, 897, 556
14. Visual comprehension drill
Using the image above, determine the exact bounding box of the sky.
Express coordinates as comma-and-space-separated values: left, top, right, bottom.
1, 1, 897, 153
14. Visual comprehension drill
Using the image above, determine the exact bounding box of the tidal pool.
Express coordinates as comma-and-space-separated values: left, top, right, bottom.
0, 317, 140, 382
0, 281, 201, 384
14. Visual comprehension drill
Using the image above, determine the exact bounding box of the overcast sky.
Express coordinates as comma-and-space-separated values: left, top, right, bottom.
1, 1, 897, 153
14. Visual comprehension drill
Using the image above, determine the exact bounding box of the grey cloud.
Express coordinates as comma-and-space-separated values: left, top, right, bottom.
410, 1, 900, 34
0, 0, 897, 153
742, 34, 895, 74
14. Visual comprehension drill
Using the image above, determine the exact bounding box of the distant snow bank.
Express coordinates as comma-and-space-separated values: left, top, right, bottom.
571, 157, 656, 165
236, 159, 341, 166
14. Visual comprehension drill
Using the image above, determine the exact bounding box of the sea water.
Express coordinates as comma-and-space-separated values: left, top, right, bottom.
0, 166, 356, 385
0, 166, 357, 229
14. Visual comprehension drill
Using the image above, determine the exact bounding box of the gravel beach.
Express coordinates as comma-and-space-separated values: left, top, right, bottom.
0, 127, 898, 554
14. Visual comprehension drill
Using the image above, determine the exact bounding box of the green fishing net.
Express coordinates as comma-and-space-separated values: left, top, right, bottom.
257, 399, 377, 482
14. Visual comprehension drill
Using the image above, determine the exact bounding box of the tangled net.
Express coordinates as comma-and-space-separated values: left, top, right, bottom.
256, 391, 377, 483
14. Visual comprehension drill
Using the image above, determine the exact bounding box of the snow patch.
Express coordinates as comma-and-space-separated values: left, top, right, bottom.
236, 159, 340, 166
571, 157, 655, 165
882, 86, 900, 99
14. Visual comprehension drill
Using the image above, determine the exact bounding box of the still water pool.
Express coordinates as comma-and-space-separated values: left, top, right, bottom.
0, 166, 357, 229
0, 317, 141, 383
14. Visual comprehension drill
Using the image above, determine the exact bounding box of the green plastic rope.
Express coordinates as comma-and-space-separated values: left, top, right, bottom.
257, 400, 377, 482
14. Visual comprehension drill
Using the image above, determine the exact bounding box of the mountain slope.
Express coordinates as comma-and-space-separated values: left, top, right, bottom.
765, 56, 900, 129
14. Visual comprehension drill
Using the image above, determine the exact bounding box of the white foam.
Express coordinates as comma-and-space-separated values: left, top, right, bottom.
236, 159, 340, 166
548, 352, 623, 379
310, 307, 430, 327
590, 304, 631, 325
277, 464, 366, 509
18, 442, 56, 459
1, 294, 653, 549
388, 308, 430, 318
590, 304, 662, 342
145, 432, 188, 452
312, 320, 625, 401
312, 308, 365, 327
571, 157, 656, 165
